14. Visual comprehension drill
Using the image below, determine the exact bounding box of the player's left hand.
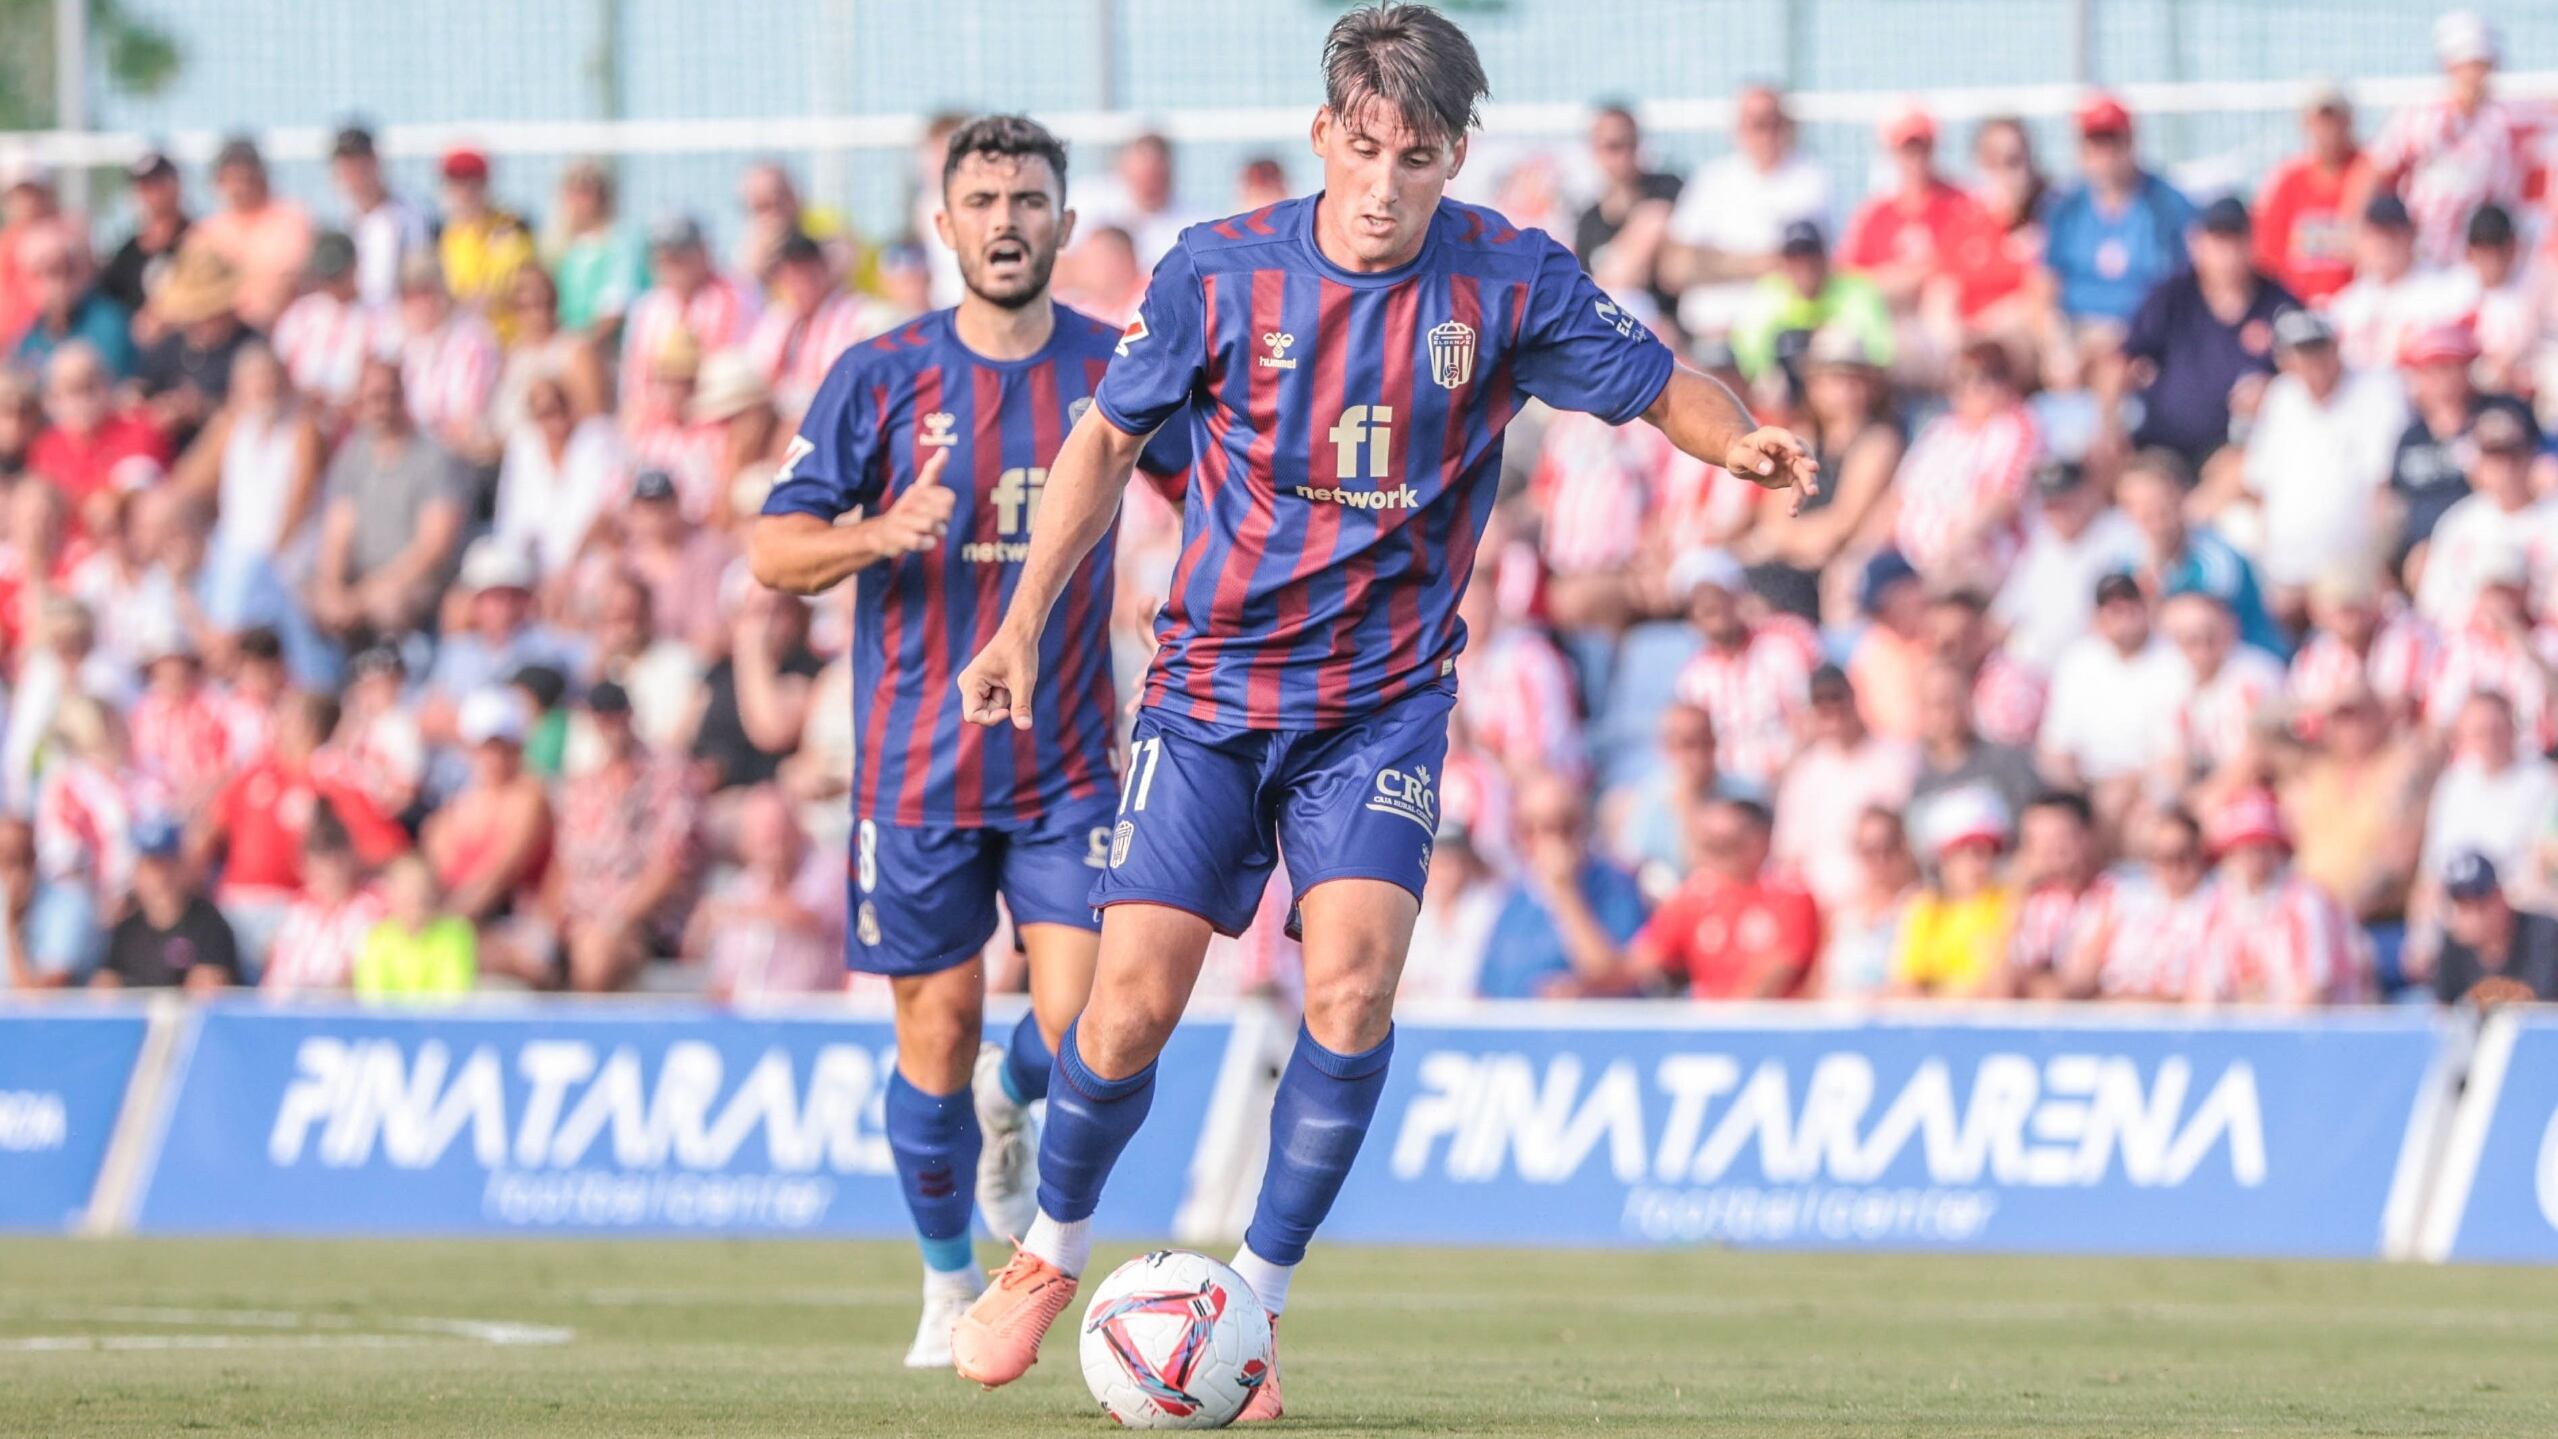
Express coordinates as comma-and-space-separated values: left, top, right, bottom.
1724, 426, 1820, 515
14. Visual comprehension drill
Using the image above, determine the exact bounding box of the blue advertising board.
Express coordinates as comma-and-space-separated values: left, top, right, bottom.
1324, 1009, 2445, 1257
0, 1008, 151, 1231
134, 1002, 1238, 1238
2428, 1012, 2558, 1264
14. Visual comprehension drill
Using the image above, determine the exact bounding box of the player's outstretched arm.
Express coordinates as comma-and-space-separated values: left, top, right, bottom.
955, 406, 1149, 729
748, 449, 959, 595
1641, 365, 1822, 515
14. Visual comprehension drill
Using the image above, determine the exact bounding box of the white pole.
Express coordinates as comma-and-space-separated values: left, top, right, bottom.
53, 0, 88, 220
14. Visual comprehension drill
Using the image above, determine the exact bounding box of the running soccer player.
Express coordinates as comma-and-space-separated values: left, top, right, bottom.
947, 3, 1816, 1416
746, 114, 1189, 1369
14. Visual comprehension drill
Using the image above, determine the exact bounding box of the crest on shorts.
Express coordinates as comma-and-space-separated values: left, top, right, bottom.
1110, 821, 1135, 869
856, 901, 882, 946
1428, 321, 1475, 390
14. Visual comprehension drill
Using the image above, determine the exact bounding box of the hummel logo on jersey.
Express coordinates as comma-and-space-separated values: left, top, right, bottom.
919, 412, 957, 447
1366, 762, 1438, 832
1428, 321, 1475, 389
1328, 405, 1393, 480
1116, 314, 1148, 357
1259, 331, 1298, 370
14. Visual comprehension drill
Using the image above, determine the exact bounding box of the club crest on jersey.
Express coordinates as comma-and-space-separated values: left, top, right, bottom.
1116, 314, 1148, 357
1428, 320, 1476, 390
919, 412, 957, 448
1259, 330, 1298, 370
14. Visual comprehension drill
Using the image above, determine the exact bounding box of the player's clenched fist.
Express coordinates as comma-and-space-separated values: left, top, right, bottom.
1723, 425, 1822, 514
872, 449, 958, 555
957, 626, 1040, 730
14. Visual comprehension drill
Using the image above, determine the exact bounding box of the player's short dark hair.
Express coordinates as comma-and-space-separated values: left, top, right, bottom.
941, 114, 1070, 199
1322, 3, 1489, 150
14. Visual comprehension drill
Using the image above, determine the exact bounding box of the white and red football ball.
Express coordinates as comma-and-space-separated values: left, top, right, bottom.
1078, 1250, 1273, 1429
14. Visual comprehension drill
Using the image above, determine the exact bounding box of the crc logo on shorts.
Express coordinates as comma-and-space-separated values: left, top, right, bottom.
1110, 821, 1135, 869
856, 901, 882, 947
1366, 763, 1437, 833
1427, 320, 1475, 389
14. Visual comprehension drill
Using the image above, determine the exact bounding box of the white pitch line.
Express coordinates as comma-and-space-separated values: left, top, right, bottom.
0, 1304, 574, 1351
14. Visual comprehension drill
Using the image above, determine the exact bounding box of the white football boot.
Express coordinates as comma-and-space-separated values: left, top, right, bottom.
905, 1269, 984, 1369
973, 1041, 1040, 1242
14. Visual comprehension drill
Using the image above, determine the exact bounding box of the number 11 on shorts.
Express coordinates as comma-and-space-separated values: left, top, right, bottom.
1120, 737, 1163, 815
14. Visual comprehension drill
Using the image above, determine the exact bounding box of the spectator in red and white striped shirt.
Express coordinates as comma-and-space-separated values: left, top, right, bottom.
618, 214, 757, 423
2288, 570, 2438, 731
1671, 550, 1819, 790
125, 628, 232, 817
272, 231, 386, 415
2007, 790, 2109, 998
625, 332, 729, 523
1889, 338, 2040, 587
2160, 589, 2289, 792
2423, 561, 2558, 752
744, 232, 878, 424
261, 804, 387, 995
2193, 787, 2367, 1006
1455, 561, 1587, 785
2063, 806, 2220, 1001
2355, 11, 2540, 270
1922, 587, 2046, 749
393, 251, 500, 464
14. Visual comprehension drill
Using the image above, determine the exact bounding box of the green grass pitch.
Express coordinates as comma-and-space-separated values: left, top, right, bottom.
1, 1238, 2552, 1436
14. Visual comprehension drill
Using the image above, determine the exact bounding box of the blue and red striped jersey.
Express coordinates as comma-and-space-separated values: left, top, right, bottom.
1096, 194, 1675, 730
762, 304, 1190, 828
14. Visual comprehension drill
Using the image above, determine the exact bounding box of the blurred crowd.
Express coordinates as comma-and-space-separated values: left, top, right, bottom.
3, 8, 2557, 1011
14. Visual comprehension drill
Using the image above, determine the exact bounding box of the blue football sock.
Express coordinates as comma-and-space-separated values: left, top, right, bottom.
1002, 1010, 1052, 1105
885, 1067, 981, 1275
1035, 1020, 1156, 1223
1243, 1022, 1395, 1266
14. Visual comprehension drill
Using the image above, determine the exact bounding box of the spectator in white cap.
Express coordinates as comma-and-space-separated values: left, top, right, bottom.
2210, 306, 2405, 615
2351, 9, 2533, 267
420, 538, 584, 750
1670, 548, 1820, 789
419, 685, 552, 935
1887, 783, 2015, 997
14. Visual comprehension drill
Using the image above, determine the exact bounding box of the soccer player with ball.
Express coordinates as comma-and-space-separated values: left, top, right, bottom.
748, 116, 1189, 1369
950, 1, 1817, 1420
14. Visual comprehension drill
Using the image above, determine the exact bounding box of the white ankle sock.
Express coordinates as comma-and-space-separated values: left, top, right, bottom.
1228, 1243, 1294, 1316
1022, 1210, 1093, 1277
923, 1264, 985, 1301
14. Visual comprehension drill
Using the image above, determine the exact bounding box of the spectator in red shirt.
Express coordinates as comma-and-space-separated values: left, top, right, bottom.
1609, 794, 1821, 999
2254, 84, 2368, 304
191, 690, 406, 977
1842, 101, 2019, 344
28, 342, 169, 524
